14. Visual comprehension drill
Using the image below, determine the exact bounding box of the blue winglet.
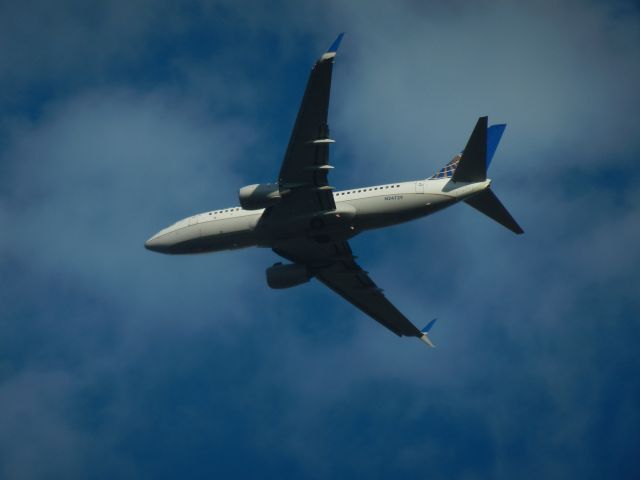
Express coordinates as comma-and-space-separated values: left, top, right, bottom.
328, 33, 345, 53
486, 124, 506, 168
421, 318, 437, 333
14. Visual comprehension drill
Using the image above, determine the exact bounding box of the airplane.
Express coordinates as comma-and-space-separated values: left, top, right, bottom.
144, 33, 523, 347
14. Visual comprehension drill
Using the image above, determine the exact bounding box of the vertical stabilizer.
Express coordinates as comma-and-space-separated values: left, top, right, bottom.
430, 119, 507, 180
452, 117, 488, 182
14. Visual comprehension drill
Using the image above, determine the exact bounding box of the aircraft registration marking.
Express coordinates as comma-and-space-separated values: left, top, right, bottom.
384, 195, 403, 201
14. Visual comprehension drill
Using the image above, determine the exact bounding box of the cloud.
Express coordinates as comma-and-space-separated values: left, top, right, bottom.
330, 0, 640, 184
1, 1, 639, 479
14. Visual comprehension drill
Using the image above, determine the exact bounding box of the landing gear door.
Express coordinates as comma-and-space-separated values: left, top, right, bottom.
415, 181, 424, 194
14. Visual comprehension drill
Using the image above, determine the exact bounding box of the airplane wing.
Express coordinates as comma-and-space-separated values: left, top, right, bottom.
274, 239, 428, 340
274, 33, 344, 217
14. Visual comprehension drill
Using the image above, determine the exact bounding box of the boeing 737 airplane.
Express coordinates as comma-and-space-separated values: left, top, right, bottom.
144, 34, 523, 347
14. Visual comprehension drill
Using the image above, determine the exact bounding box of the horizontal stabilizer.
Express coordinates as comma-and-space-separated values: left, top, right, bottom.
465, 189, 524, 234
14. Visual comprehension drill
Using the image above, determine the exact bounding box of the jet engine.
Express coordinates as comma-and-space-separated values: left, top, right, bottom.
239, 183, 281, 210
266, 262, 311, 289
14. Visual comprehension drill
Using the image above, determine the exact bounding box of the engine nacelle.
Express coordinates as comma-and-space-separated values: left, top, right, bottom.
266, 262, 311, 289
239, 183, 281, 210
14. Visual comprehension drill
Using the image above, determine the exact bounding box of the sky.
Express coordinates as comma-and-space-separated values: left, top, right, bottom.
1, 0, 639, 479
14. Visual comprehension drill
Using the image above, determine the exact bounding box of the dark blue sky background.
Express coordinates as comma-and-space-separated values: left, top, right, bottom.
1, 1, 639, 479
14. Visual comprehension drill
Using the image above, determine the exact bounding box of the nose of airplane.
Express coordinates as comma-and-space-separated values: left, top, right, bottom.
144, 235, 164, 252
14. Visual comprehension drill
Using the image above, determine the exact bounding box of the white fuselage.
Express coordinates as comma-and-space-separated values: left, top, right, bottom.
144, 177, 491, 254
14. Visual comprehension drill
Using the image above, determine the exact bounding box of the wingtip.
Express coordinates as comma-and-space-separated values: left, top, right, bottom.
418, 318, 437, 348
419, 333, 435, 348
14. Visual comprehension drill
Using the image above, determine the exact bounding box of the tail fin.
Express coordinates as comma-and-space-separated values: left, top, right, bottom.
430, 118, 507, 180
452, 116, 488, 182
429, 116, 523, 234
465, 189, 524, 234
456, 118, 523, 234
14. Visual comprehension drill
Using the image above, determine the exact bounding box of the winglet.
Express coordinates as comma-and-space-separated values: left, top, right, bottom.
419, 318, 437, 348
328, 33, 345, 53
321, 33, 345, 61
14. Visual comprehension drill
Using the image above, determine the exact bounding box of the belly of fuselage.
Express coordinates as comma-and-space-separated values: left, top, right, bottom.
347, 192, 456, 231
170, 230, 258, 254
254, 191, 456, 246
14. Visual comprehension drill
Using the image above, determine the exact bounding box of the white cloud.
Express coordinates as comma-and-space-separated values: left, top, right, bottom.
330, 0, 640, 182
1, 1, 639, 478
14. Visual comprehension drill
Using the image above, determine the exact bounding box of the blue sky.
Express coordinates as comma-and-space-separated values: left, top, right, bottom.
1, 1, 639, 479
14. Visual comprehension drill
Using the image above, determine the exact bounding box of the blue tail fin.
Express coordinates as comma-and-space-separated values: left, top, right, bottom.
428, 118, 523, 234
486, 124, 506, 168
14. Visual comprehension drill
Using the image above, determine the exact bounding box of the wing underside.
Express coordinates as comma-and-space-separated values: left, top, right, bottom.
274, 240, 423, 338
273, 35, 344, 218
